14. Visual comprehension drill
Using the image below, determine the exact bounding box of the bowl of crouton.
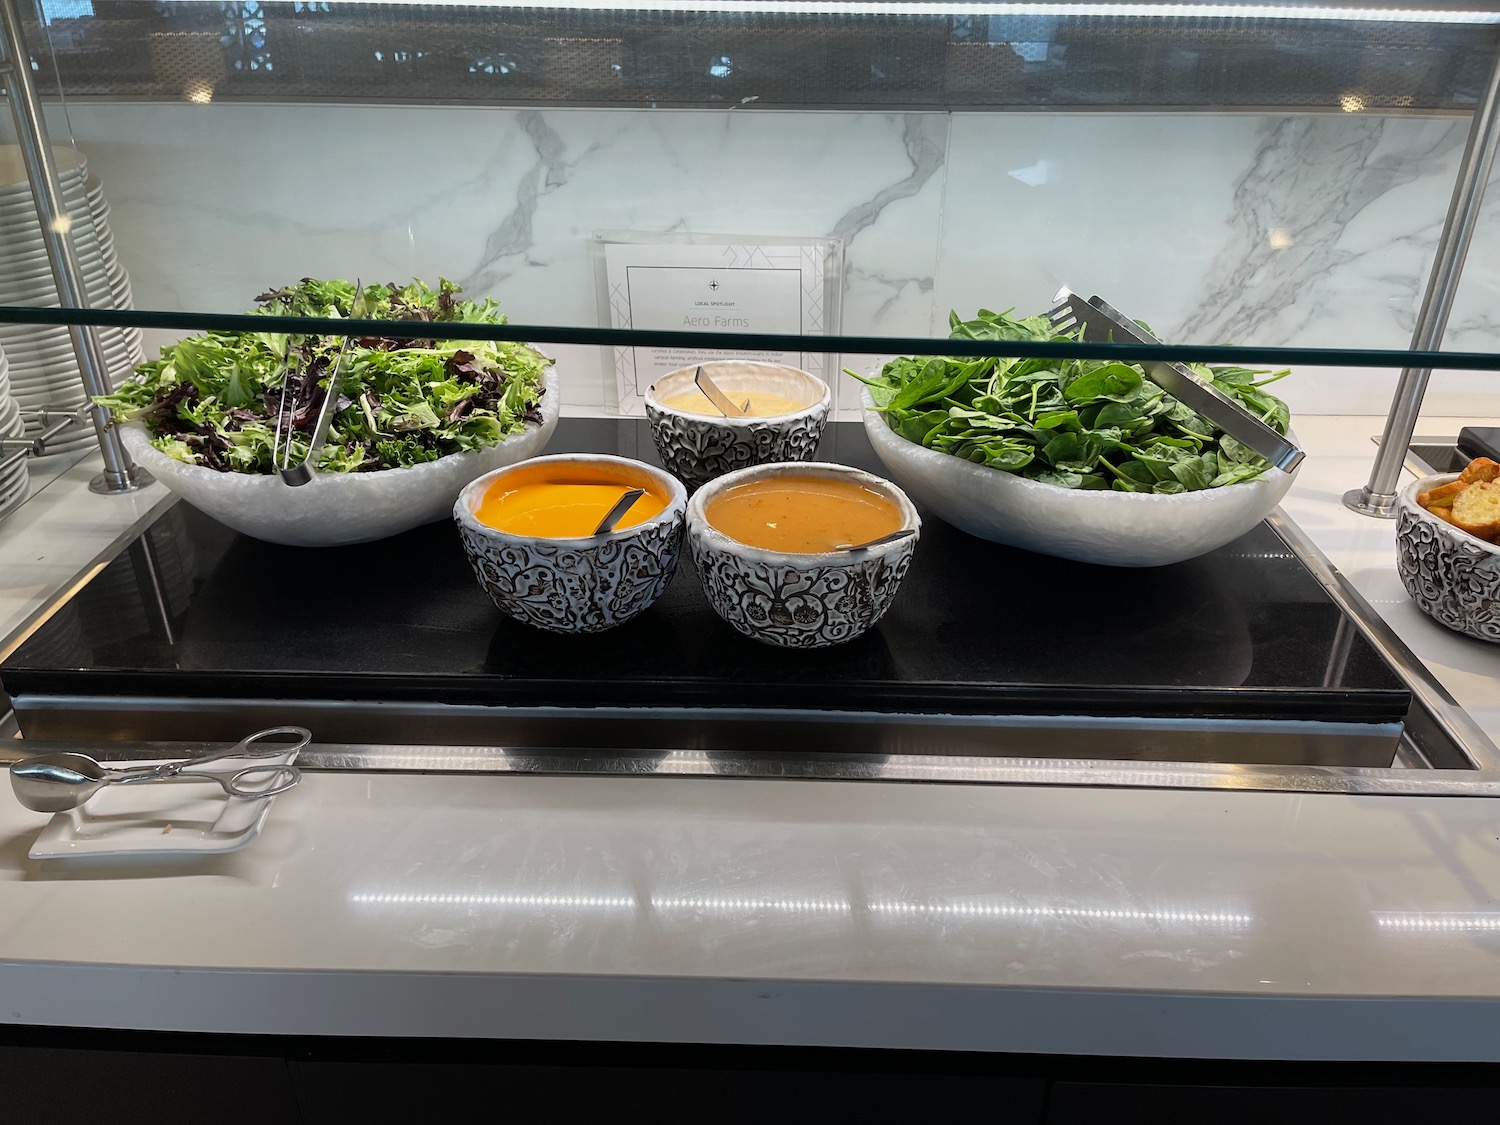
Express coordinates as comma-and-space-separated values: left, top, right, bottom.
1396, 456, 1500, 643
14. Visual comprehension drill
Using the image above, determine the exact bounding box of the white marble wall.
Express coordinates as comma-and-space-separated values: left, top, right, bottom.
933, 112, 1500, 418
52, 101, 1500, 420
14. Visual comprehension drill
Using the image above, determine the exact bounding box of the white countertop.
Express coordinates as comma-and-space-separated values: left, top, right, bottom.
3, 417, 1500, 1060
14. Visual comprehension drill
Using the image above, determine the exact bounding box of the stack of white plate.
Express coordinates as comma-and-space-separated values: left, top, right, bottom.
0, 144, 144, 457
0, 346, 33, 520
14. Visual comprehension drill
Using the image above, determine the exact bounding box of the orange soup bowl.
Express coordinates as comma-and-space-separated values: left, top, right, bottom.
645, 361, 832, 490
454, 454, 687, 634
686, 462, 920, 649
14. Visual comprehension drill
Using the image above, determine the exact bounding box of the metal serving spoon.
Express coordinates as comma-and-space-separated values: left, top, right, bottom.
694, 366, 750, 417
834, 528, 917, 552
593, 487, 646, 535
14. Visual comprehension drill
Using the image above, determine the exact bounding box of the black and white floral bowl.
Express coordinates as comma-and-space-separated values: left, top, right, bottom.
454, 453, 687, 635
645, 362, 831, 490
1396, 472, 1500, 644
686, 462, 920, 649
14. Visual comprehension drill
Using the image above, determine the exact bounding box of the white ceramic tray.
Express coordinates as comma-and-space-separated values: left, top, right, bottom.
27, 747, 301, 860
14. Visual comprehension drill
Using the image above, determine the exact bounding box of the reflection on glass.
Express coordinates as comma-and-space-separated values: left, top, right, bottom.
868, 900, 1255, 927
28, 1, 1499, 112
1375, 912, 1500, 932
653, 896, 851, 915
351, 892, 636, 909
349, 887, 1253, 929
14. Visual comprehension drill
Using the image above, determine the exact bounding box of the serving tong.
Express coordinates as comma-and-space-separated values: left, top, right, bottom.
1047, 288, 1304, 473
274, 279, 366, 486
9, 726, 310, 814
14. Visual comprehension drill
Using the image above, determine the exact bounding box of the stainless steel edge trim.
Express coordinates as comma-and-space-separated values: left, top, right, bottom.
1266, 508, 1500, 773
1394, 434, 1457, 479
5, 738, 1500, 797
3, 696, 1407, 769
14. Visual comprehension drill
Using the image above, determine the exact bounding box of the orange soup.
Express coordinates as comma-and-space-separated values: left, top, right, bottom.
658, 388, 807, 418
477, 464, 669, 538
705, 475, 903, 553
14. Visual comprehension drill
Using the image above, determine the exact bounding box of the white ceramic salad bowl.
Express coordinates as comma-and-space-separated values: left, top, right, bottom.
860, 387, 1298, 568
120, 367, 560, 548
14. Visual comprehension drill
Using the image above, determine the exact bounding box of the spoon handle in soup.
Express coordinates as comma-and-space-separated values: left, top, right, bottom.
594, 488, 646, 535
835, 528, 917, 552
693, 366, 749, 418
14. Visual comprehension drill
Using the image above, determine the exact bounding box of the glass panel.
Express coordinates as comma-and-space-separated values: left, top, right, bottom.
1, 0, 1497, 424
4, 6, 1496, 777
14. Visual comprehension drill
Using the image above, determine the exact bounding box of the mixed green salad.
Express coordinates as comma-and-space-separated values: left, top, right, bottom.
850, 308, 1292, 494
96, 278, 551, 475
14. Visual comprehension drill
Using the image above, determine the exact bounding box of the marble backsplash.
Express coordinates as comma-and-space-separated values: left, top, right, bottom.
48, 101, 1500, 420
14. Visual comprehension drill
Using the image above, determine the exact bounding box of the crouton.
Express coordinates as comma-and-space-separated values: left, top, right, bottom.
1419, 479, 1466, 510
1450, 480, 1500, 543
1459, 456, 1500, 485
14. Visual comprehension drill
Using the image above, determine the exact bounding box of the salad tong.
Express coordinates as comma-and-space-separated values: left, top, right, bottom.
1048, 288, 1304, 473
10, 726, 310, 814
275, 279, 365, 486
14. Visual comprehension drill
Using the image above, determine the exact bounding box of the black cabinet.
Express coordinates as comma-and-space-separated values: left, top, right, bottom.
290, 1061, 1046, 1124
1048, 1081, 1500, 1124
5, 1029, 1500, 1125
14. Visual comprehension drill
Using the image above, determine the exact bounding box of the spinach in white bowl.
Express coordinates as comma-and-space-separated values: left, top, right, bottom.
849, 307, 1292, 495
852, 307, 1301, 567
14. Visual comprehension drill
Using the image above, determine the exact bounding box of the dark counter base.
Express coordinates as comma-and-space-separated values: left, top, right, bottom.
4, 1025, 1498, 1125
3, 419, 1411, 733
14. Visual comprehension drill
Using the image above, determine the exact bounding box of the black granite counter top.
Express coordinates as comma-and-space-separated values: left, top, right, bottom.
1, 419, 1408, 723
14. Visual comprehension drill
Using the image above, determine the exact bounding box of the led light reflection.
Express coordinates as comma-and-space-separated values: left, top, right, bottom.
351, 892, 636, 908
653, 750, 717, 774
869, 901, 1255, 927
652, 896, 851, 914
1376, 913, 1500, 932
351, 890, 1251, 928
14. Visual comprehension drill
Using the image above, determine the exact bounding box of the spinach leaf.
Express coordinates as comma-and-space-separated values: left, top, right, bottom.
861, 306, 1294, 498
1062, 362, 1144, 404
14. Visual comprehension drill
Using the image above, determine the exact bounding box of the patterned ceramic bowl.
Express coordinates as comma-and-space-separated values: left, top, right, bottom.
645, 362, 831, 490
1396, 472, 1500, 644
454, 454, 687, 634
686, 462, 920, 649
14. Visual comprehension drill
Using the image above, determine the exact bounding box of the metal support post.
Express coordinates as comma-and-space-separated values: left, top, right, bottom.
1344, 44, 1500, 517
0, 0, 149, 494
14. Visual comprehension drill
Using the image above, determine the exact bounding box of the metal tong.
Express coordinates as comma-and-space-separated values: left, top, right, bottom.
274, 279, 365, 486
1048, 288, 1304, 473
9, 726, 311, 814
